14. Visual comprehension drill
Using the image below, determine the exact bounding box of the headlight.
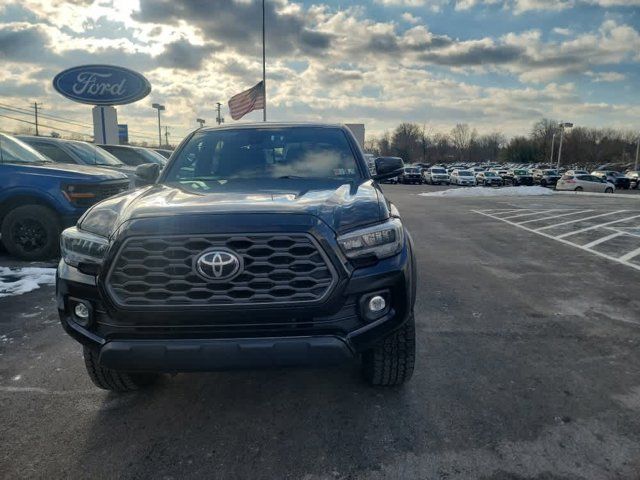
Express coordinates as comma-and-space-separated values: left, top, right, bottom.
337, 218, 404, 260
60, 227, 109, 268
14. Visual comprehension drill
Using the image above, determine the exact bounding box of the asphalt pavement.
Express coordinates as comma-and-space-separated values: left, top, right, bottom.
1, 185, 640, 479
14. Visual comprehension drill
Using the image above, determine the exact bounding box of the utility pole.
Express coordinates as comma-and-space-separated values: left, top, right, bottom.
164, 126, 170, 148
33, 102, 40, 136
549, 133, 556, 165
216, 102, 224, 125
556, 122, 573, 171
635, 135, 639, 171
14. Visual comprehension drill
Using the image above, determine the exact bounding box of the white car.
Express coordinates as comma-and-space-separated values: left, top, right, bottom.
556, 174, 615, 193
424, 167, 450, 185
450, 169, 477, 186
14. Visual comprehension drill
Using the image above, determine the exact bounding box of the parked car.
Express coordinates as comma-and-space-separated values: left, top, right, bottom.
536, 169, 561, 187
154, 148, 173, 159
625, 170, 639, 189
56, 123, 416, 391
18, 135, 138, 184
591, 170, 631, 189
476, 171, 503, 186
504, 169, 534, 186
380, 176, 398, 184
399, 166, 422, 184
423, 167, 450, 185
566, 169, 589, 176
490, 167, 509, 178
0, 133, 130, 260
450, 169, 476, 186
98, 144, 167, 167
556, 174, 615, 193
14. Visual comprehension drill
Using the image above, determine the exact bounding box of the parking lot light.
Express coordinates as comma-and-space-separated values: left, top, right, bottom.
556, 122, 573, 170
152, 103, 165, 147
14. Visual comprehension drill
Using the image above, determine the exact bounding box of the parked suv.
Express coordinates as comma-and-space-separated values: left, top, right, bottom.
57, 124, 417, 391
424, 167, 450, 185
399, 166, 421, 184
0, 133, 130, 260
591, 170, 631, 190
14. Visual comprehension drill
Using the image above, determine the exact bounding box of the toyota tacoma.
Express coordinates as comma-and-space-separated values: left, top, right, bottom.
57, 123, 416, 391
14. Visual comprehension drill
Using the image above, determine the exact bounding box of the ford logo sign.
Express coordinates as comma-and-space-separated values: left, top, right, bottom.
53, 64, 151, 106
195, 249, 243, 281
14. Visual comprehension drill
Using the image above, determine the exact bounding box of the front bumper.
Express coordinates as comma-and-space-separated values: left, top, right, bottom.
57, 230, 416, 371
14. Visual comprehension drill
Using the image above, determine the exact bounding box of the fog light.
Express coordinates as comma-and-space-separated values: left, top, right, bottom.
74, 303, 90, 320
368, 295, 386, 313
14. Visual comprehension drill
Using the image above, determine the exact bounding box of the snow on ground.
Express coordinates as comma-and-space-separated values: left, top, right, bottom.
419, 186, 554, 197
0, 267, 56, 298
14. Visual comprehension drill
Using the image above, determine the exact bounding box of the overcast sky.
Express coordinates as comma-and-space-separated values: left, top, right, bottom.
0, 0, 639, 144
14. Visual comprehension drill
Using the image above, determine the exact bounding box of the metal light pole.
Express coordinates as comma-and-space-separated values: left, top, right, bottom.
196, 118, 205, 128
152, 103, 165, 147
216, 102, 224, 125
635, 136, 639, 171
549, 133, 556, 164
556, 122, 573, 171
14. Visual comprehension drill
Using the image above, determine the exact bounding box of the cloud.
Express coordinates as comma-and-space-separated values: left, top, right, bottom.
553, 28, 572, 36
401, 12, 421, 24
156, 38, 218, 70
585, 71, 626, 82
0, 23, 49, 62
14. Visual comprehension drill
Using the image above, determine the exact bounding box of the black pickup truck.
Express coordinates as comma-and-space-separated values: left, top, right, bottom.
57, 123, 417, 391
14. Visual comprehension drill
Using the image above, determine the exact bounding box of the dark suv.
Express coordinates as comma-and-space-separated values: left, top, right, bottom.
57, 124, 417, 391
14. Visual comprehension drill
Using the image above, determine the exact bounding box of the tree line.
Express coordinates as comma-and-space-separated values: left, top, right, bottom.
364, 119, 639, 169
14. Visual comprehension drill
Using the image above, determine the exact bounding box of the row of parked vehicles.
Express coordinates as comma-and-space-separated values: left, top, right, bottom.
379, 159, 639, 190
0, 132, 172, 260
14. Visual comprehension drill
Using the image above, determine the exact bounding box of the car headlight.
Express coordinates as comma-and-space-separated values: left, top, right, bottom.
337, 218, 404, 260
60, 227, 109, 268
77, 194, 128, 238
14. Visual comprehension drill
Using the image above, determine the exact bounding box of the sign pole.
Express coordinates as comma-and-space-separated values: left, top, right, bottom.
262, 0, 267, 122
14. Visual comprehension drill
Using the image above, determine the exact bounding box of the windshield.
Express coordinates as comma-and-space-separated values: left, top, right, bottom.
164, 127, 360, 186
544, 170, 558, 175
137, 148, 167, 165
514, 170, 528, 175
0, 133, 52, 164
459, 171, 473, 176
405, 168, 419, 173
485, 172, 497, 177
66, 141, 123, 166
431, 168, 446, 174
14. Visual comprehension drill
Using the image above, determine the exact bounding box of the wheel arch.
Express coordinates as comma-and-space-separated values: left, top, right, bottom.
0, 194, 61, 225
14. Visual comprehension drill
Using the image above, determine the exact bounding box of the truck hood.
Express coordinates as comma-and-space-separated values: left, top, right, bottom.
20, 162, 128, 181
112, 180, 385, 233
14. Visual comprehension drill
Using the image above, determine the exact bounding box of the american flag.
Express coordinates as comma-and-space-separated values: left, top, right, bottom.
228, 81, 265, 121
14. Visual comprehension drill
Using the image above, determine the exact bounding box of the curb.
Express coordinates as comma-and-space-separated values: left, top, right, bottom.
554, 191, 640, 200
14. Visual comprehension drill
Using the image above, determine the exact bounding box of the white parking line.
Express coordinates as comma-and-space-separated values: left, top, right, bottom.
555, 214, 640, 239
582, 232, 625, 249
535, 210, 628, 231
472, 209, 640, 272
619, 246, 640, 262
517, 209, 594, 225
501, 209, 563, 220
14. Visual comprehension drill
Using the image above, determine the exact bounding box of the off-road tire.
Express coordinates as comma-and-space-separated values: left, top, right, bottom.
83, 347, 160, 392
362, 314, 416, 386
1, 205, 60, 260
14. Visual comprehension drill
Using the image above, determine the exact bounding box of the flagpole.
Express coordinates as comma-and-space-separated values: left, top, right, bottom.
262, 0, 267, 122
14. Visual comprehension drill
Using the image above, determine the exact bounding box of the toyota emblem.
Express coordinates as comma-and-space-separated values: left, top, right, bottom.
195, 249, 242, 281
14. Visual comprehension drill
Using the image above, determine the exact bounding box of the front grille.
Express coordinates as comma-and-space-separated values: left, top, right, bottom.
96, 181, 130, 201
106, 234, 337, 307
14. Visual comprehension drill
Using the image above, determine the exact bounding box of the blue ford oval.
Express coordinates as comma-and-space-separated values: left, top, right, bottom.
53, 64, 151, 105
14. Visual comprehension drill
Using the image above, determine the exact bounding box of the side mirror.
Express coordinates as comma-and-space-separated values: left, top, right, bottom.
373, 157, 404, 180
135, 162, 160, 185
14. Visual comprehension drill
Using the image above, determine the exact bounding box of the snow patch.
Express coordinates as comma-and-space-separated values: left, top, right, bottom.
0, 267, 56, 298
419, 186, 554, 197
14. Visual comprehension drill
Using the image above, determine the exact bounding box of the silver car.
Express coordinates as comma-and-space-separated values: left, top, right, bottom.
556, 174, 615, 193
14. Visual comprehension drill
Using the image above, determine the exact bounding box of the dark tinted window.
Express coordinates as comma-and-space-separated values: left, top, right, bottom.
28, 142, 76, 164
165, 127, 360, 183
101, 146, 146, 166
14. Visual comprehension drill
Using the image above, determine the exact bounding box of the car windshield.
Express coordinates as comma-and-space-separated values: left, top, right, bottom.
66, 141, 123, 166
164, 127, 360, 188
459, 171, 473, 176
0, 133, 53, 164
514, 170, 528, 175
485, 172, 497, 177
406, 168, 419, 173
544, 170, 558, 175
431, 168, 446, 173
137, 148, 167, 165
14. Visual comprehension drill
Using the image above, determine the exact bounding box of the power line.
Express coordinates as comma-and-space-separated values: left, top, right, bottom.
0, 113, 93, 138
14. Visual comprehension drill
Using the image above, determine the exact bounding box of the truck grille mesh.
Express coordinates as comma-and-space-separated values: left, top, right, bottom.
106, 234, 336, 307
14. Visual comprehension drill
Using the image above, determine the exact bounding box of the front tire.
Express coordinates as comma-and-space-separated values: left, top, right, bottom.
0, 204, 60, 260
575, 186, 583, 192
362, 314, 416, 386
83, 347, 160, 392
605, 187, 613, 193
